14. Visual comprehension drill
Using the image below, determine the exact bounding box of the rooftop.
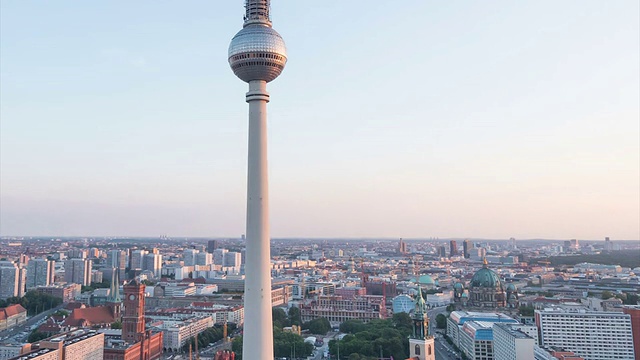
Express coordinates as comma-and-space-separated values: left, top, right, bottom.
9, 348, 56, 360
0, 304, 27, 320
494, 323, 533, 339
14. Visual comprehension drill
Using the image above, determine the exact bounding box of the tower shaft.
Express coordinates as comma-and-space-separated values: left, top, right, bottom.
243, 79, 273, 359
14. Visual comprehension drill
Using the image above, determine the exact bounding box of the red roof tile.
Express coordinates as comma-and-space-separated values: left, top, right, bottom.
62, 305, 116, 327
0, 304, 27, 321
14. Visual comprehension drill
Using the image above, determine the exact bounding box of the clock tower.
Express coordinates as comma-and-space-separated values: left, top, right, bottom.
409, 287, 435, 360
123, 279, 146, 344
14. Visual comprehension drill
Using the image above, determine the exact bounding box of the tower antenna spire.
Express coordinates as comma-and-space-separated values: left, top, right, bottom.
244, 0, 272, 27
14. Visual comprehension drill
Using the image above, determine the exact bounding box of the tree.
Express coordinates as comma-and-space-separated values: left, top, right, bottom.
111, 321, 122, 329
340, 319, 367, 334
519, 305, 535, 316
0, 291, 62, 316
307, 317, 331, 335
272, 307, 288, 328
330, 317, 411, 360
273, 328, 313, 358
288, 306, 302, 326
601, 291, 614, 300
446, 304, 456, 312
392, 312, 412, 332
232, 336, 243, 360
28, 331, 48, 342
53, 310, 69, 317
624, 293, 639, 305
436, 314, 447, 329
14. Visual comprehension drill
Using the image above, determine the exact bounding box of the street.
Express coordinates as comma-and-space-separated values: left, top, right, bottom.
427, 306, 461, 360
0, 304, 64, 343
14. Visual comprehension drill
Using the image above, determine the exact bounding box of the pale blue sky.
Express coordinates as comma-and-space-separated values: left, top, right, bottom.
1, 1, 638, 239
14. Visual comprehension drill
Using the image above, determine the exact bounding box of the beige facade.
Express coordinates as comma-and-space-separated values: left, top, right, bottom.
12, 330, 104, 360
301, 295, 385, 325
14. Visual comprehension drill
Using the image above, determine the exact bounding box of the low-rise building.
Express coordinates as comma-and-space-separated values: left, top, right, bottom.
7, 348, 58, 360
36, 283, 82, 303
152, 316, 213, 352
0, 343, 30, 360
459, 321, 496, 360
493, 323, 535, 360
447, 311, 518, 349
0, 305, 27, 331
9, 330, 104, 360
300, 295, 385, 325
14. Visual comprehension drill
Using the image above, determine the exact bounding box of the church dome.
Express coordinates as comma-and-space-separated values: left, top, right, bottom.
506, 283, 516, 292
470, 267, 503, 290
454, 282, 464, 290
418, 275, 435, 285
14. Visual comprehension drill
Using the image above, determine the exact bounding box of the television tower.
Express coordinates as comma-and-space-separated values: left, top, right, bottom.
228, 1, 287, 359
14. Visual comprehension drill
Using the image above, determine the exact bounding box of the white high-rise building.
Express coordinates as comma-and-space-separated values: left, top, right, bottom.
493, 323, 535, 360
536, 309, 635, 360
143, 253, 162, 278
224, 252, 242, 268
0, 263, 19, 300
67, 248, 87, 259
16, 266, 27, 297
213, 249, 228, 265
196, 252, 212, 266
183, 249, 199, 266
130, 249, 149, 270
64, 259, 92, 286
26, 258, 55, 289
106, 249, 127, 280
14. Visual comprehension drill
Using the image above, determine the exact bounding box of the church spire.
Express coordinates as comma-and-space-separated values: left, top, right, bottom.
108, 268, 121, 303
112, 268, 121, 302
412, 286, 429, 340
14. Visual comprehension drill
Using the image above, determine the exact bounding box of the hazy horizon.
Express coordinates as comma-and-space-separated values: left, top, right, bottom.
1, 1, 639, 239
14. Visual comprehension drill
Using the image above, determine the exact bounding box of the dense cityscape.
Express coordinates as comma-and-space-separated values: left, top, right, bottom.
0, 236, 639, 359
1, 0, 639, 360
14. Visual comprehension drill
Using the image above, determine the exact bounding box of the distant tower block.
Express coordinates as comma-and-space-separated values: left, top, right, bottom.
399, 238, 407, 254
228, 1, 287, 359
449, 240, 458, 258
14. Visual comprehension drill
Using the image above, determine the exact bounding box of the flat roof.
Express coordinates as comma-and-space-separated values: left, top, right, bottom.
494, 323, 533, 339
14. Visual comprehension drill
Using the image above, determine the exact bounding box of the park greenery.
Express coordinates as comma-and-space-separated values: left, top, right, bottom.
541, 250, 640, 269
28, 330, 49, 343
328, 313, 413, 360
601, 291, 639, 305
81, 280, 111, 293
0, 291, 62, 315
519, 305, 535, 316
232, 308, 313, 360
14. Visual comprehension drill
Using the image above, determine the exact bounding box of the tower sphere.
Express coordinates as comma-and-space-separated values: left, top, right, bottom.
228, 25, 287, 83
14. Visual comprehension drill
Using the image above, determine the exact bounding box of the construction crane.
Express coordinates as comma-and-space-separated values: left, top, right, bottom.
223, 320, 228, 342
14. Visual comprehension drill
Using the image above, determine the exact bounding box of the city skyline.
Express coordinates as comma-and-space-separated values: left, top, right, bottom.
1, 1, 639, 239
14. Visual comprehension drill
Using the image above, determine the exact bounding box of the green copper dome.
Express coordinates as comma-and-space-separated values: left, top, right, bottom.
470, 267, 503, 290
418, 275, 435, 285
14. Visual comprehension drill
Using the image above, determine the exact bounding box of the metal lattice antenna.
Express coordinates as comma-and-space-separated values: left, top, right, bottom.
244, 0, 271, 27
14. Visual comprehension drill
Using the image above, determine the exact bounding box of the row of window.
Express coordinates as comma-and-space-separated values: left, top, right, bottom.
232, 53, 284, 62
232, 61, 285, 70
